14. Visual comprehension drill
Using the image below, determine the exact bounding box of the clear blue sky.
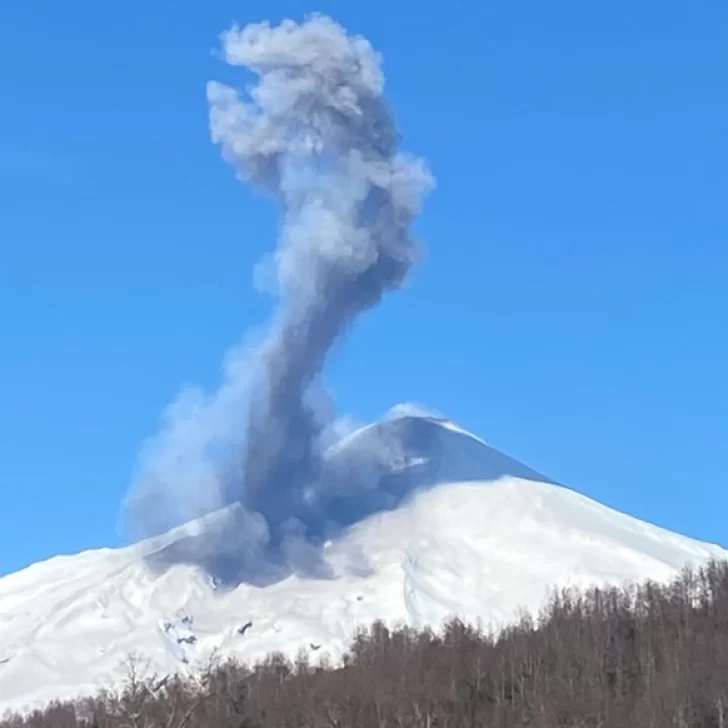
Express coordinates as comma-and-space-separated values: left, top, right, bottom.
1, 0, 726, 577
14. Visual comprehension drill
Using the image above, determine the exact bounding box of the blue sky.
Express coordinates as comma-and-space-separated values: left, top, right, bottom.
1, 0, 726, 577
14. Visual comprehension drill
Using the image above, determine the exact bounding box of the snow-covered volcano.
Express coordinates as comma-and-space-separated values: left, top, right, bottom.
0, 410, 725, 713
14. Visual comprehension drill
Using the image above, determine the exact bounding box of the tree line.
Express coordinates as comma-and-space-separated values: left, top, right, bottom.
3, 560, 728, 727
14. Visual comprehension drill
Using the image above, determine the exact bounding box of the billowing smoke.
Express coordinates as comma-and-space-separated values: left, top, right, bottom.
125, 14, 433, 585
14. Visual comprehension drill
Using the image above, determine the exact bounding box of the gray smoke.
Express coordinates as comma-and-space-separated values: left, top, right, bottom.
125, 14, 433, 584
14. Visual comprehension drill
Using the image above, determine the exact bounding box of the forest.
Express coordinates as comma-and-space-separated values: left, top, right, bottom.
3, 560, 728, 728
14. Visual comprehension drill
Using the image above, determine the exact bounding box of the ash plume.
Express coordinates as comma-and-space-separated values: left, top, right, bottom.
125, 14, 433, 584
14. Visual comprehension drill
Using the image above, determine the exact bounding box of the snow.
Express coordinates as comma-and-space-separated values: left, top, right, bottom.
1, 415, 725, 714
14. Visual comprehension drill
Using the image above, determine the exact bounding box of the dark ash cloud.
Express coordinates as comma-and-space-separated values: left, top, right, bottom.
125, 14, 434, 585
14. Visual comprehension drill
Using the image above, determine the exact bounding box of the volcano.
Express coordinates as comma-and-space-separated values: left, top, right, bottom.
0, 408, 724, 714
